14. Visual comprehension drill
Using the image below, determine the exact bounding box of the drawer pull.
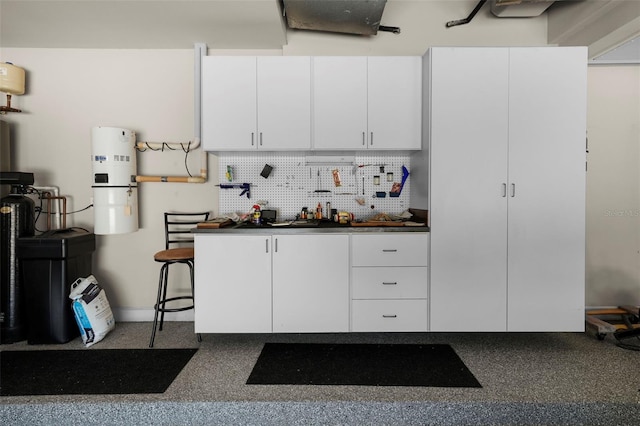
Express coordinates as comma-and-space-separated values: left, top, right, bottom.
382, 314, 397, 318
382, 282, 397, 286
382, 249, 398, 253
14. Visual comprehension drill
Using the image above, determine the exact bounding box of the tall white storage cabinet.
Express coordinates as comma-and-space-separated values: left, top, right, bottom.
427, 47, 587, 332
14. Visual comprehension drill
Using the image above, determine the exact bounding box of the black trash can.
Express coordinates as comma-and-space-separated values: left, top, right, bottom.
17, 228, 96, 344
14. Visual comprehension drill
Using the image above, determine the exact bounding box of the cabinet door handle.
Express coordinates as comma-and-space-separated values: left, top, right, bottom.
362, 132, 365, 146
251, 132, 255, 146
382, 314, 397, 318
275, 238, 278, 253
259, 132, 263, 146
382, 249, 397, 253
382, 282, 397, 286
510, 183, 516, 197
502, 183, 507, 197
370, 132, 373, 146
265, 238, 269, 253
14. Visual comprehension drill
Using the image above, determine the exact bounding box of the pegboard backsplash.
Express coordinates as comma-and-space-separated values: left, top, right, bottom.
218, 154, 412, 221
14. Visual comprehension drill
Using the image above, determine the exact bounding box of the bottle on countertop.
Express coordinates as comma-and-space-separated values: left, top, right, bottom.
316, 202, 322, 220
252, 204, 261, 225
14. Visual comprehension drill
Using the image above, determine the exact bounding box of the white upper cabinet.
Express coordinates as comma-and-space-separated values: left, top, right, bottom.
312, 56, 422, 150
203, 55, 421, 152
257, 57, 311, 150
202, 56, 311, 151
367, 57, 422, 150
202, 56, 257, 151
312, 57, 368, 150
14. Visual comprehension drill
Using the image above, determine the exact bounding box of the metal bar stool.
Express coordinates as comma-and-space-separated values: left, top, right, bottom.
149, 211, 209, 347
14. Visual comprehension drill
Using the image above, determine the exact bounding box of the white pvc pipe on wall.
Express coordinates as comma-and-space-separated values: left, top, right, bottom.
134, 43, 208, 184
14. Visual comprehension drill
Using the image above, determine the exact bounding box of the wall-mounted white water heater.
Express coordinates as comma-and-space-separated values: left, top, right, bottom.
91, 126, 138, 234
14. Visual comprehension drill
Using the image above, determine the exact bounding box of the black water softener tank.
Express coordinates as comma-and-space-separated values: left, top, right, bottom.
0, 172, 35, 343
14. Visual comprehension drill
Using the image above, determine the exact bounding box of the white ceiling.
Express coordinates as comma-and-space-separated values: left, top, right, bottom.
592, 36, 640, 64
0, 0, 288, 49
1, 0, 639, 60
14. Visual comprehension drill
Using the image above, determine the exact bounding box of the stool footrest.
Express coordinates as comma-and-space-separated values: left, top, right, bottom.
155, 295, 194, 313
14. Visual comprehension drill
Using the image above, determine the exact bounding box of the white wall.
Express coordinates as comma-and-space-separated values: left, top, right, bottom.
586, 64, 640, 306
1, 1, 568, 320
1, 48, 219, 319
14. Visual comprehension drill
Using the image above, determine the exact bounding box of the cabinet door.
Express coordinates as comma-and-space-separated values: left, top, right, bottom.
506, 47, 587, 331
429, 48, 510, 332
272, 234, 349, 332
202, 56, 257, 151
257, 56, 311, 150
194, 235, 272, 333
367, 57, 422, 150
312, 57, 368, 150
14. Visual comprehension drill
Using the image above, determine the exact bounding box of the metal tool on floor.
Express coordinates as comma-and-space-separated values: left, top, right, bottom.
586, 306, 640, 350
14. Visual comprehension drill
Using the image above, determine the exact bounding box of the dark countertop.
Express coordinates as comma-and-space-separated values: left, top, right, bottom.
192, 220, 429, 234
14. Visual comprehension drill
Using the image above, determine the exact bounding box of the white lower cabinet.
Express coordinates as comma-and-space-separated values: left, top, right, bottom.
194, 235, 272, 333
194, 233, 350, 333
352, 300, 428, 332
352, 267, 428, 299
351, 233, 429, 332
272, 234, 349, 332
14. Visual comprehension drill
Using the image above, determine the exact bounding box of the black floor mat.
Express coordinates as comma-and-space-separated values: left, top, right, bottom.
0, 348, 197, 396
246, 343, 481, 387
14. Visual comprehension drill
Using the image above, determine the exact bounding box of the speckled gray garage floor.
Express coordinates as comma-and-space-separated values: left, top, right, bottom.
2, 322, 640, 425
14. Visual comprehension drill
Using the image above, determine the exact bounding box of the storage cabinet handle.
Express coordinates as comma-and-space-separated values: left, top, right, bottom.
251, 132, 255, 146
382, 282, 397, 286
370, 132, 373, 146
502, 183, 507, 197
275, 238, 278, 253
259, 132, 263, 146
382, 314, 397, 318
382, 249, 397, 253
362, 132, 365, 146
265, 238, 269, 253
510, 183, 516, 197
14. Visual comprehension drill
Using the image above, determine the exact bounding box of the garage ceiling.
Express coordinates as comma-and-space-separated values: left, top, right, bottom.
1, 0, 638, 60
0, 0, 287, 49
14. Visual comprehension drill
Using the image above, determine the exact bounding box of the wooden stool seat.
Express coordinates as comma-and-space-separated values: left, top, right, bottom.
154, 247, 194, 262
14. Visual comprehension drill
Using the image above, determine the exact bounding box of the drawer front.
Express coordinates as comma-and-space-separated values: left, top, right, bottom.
351, 299, 428, 332
352, 267, 427, 299
351, 233, 429, 267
